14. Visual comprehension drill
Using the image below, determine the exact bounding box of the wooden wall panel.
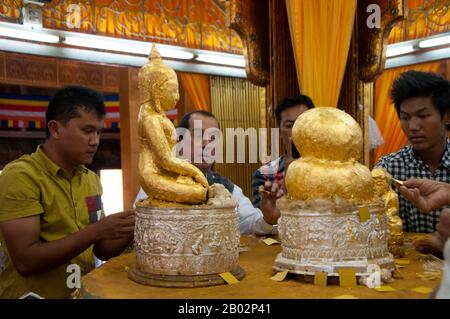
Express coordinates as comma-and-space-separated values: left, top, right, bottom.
0, 51, 120, 93
59, 61, 103, 90
5, 54, 58, 87
119, 68, 141, 210
267, 0, 299, 130
0, 52, 4, 81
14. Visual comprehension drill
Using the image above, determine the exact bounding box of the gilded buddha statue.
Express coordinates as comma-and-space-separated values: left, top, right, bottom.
137, 45, 208, 206
129, 45, 243, 287
275, 107, 394, 283
371, 168, 405, 257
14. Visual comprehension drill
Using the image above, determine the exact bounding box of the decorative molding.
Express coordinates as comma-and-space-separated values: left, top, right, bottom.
0, 51, 120, 92
227, 0, 269, 86
0, 52, 4, 80
0, 0, 242, 54
0, 0, 21, 23
389, 0, 450, 43
58, 60, 103, 89
5, 54, 58, 86
103, 66, 120, 93
357, 0, 406, 82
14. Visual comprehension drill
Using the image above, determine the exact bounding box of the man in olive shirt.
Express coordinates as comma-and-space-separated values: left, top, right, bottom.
0, 86, 134, 298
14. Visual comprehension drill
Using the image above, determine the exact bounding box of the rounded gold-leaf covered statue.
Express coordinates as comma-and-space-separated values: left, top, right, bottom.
285, 107, 373, 203
137, 45, 208, 205
372, 168, 405, 257
275, 107, 394, 284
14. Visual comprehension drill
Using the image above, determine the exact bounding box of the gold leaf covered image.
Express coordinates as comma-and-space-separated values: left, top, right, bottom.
137, 45, 208, 205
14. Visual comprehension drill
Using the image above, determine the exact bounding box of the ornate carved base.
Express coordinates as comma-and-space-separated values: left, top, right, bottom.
130, 204, 243, 287
273, 253, 394, 277
128, 265, 245, 288
274, 200, 395, 281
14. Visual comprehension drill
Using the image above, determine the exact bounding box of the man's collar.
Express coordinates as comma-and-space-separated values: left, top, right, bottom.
406, 139, 450, 169
35, 145, 88, 178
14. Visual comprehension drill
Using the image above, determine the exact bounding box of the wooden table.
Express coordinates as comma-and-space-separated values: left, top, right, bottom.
79, 234, 440, 299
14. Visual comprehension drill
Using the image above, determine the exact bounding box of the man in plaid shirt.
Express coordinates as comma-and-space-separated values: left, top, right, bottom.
252, 94, 314, 222
376, 70, 450, 233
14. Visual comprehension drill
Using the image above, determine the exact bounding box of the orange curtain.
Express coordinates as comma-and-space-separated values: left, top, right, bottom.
285, 0, 357, 107
178, 72, 211, 111
373, 61, 443, 163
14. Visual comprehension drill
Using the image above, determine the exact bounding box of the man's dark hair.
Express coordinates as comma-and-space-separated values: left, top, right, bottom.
178, 110, 218, 130
46, 86, 106, 137
391, 70, 450, 129
275, 94, 314, 125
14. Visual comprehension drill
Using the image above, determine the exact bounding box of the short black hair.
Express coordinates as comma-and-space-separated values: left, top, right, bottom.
391, 71, 450, 128
46, 86, 106, 137
178, 110, 218, 130
275, 94, 314, 125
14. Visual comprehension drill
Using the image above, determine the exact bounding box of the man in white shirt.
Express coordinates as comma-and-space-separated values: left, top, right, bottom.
135, 110, 278, 236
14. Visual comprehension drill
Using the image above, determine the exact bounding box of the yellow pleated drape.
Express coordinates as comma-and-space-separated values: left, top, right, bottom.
285, 0, 357, 107
178, 72, 211, 111
373, 61, 442, 163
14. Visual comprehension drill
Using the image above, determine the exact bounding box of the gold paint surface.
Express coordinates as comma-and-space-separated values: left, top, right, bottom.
372, 168, 404, 257
292, 107, 362, 162
137, 45, 208, 205
285, 158, 373, 203
286, 107, 372, 204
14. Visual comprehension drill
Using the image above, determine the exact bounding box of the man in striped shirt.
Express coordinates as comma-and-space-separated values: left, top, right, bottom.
376, 70, 450, 233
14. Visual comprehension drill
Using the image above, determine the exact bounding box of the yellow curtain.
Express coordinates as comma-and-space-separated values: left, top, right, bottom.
373, 61, 443, 163
178, 72, 211, 111
285, 0, 357, 107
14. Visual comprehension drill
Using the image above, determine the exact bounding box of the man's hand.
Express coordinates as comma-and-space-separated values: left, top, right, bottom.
399, 179, 450, 213
259, 180, 283, 225
94, 210, 135, 241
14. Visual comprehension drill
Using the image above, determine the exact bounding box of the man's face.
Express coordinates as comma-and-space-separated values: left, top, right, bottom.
399, 96, 448, 152
187, 113, 220, 172
56, 109, 104, 167
279, 104, 310, 149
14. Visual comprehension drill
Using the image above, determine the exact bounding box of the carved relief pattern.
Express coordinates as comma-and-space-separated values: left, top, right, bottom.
277, 205, 393, 267
5, 54, 57, 85
389, 0, 450, 43
102, 66, 120, 92
0, 52, 4, 80
134, 206, 240, 276
58, 61, 103, 88
1, 52, 119, 92
38, 0, 242, 54
358, 0, 405, 82
227, 0, 269, 86
0, 0, 21, 23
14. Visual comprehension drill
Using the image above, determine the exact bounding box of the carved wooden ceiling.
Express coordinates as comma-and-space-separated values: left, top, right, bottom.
0, 0, 243, 54
389, 0, 450, 43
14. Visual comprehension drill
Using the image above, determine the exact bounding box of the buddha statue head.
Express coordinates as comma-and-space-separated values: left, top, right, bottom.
285, 107, 374, 203
371, 168, 392, 197
292, 107, 362, 162
138, 44, 180, 112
